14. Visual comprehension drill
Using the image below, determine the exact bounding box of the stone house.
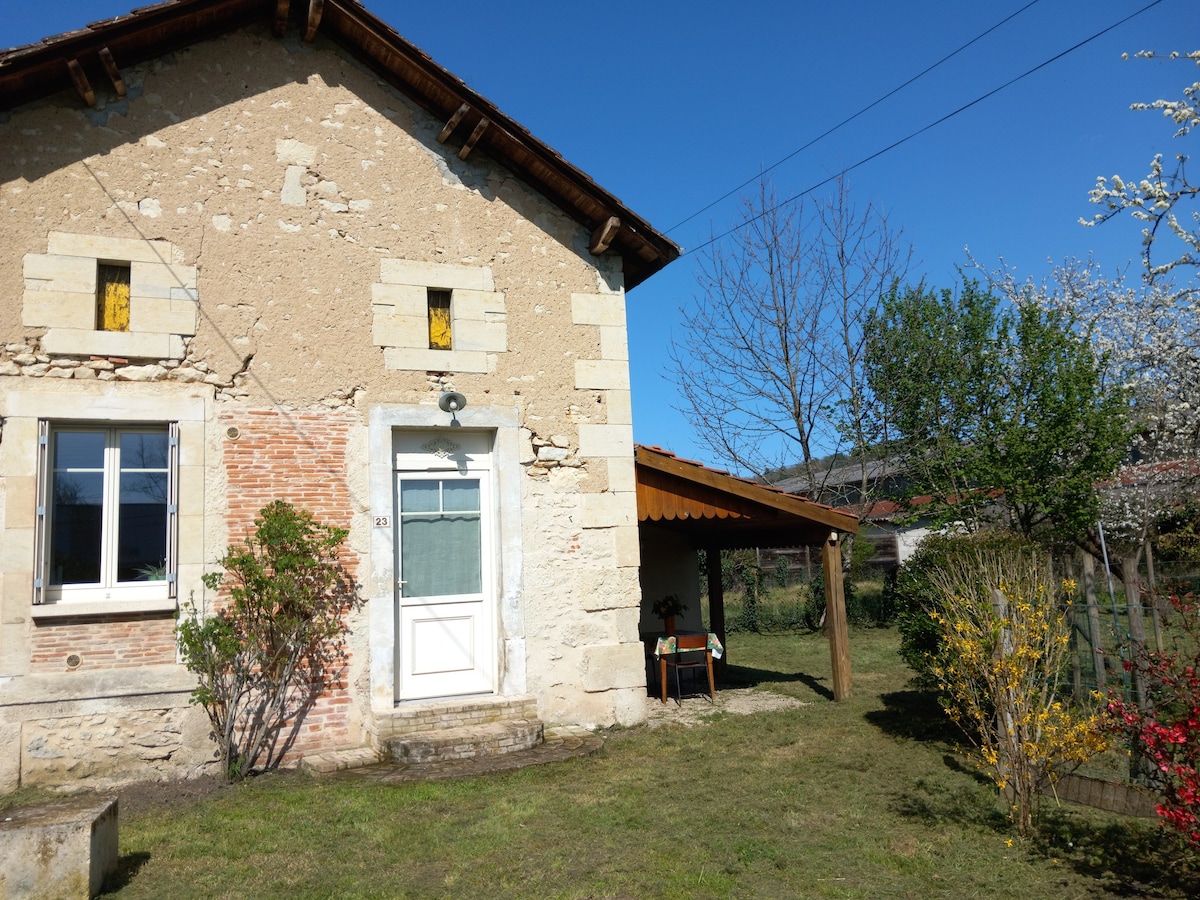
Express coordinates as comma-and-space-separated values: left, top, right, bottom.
0, 0, 679, 789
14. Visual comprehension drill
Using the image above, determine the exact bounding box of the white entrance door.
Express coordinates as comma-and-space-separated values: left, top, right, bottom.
394, 434, 495, 700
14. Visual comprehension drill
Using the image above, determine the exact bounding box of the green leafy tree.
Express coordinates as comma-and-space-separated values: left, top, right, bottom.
864, 278, 1129, 542
177, 500, 358, 780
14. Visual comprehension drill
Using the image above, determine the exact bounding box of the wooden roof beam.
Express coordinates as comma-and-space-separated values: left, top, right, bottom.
590, 216, 620, 255
273, 0, 291, 37
66, 58, 94, 106
304, 0, 324, 42
98, 47, 125, 97
458, 116, 489, 160
437, 102, 470, 143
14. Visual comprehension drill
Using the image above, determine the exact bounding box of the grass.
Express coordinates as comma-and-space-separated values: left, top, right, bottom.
84, 628, 1197, 898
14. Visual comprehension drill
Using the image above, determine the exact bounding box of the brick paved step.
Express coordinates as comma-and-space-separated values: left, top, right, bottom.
373, 694, 539, 742
386, 719, 543, 764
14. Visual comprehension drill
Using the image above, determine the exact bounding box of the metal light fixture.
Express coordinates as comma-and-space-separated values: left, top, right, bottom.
438, 391, 467, 413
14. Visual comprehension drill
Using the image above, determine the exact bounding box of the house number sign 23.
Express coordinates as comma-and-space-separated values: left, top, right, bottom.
373, 516, 391, 528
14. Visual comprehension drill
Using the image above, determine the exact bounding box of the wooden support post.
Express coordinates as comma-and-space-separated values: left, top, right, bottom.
706, 547, 726, 678
1082, 553, 1106, 691
822, 532, 852, 701
1065, 555, 1083, 703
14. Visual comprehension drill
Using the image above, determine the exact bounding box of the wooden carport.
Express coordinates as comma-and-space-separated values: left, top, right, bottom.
635, 445, 860, 700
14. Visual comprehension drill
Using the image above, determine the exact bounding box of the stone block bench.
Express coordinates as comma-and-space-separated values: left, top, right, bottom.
0, 797, 118, 898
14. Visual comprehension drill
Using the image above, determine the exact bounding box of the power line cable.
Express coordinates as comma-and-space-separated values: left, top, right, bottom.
666, 0, 1044, 234
682, 0, 1167, 258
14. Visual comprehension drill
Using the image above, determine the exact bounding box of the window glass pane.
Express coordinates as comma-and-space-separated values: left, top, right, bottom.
51, 431, 106, 585
117, 430, 169, 582
442, 479, 480, 512
400, 480, 440, 513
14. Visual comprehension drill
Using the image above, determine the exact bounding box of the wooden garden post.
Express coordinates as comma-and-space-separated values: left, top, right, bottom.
1144, 539, 1163, 652
822, 531, 852, 701
1082, 553, 1107, 691
706, 546, 727, 678
1123, 555, 1148, 710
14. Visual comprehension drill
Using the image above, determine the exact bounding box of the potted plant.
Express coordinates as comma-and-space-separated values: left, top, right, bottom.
653, 594, 687, 635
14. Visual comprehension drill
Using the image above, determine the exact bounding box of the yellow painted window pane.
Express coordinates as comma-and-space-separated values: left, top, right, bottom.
97, 264, 131, 332
428, 289, 452, 350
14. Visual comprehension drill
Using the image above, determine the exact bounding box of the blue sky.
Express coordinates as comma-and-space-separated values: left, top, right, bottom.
6, 1, 1197, 470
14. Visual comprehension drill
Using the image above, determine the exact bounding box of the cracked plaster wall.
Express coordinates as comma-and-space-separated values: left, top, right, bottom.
0, 23, 647, 786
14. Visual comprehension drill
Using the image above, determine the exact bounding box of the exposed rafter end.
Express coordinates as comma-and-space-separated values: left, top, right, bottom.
590, 216, 621, 255
304, 0, 324, 42
66, 59, 95, 107
273, 0, 291, 37
457, 117, 489, 160
437, 102, 470, 144
98, 47, 125, 97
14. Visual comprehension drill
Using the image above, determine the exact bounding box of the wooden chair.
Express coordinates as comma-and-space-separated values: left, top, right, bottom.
664, 633, 716, 704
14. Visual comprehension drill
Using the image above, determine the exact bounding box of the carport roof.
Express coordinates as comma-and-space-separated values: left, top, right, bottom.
635, 445, 859, 549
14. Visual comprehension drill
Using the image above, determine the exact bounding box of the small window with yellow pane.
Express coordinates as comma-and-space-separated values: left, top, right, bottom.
427, 288, 452, 350
96, 262, 131, 332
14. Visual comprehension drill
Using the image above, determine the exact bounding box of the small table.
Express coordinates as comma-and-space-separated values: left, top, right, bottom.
653, 632, 724, 703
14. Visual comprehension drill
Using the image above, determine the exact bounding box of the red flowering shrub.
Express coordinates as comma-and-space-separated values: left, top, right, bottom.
1108, 591, 1200, 847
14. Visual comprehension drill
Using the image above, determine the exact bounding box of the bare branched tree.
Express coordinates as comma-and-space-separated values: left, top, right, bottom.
667, 176, 911, 512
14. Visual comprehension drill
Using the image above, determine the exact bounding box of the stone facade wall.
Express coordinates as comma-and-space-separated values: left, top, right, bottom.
0, 21, 649, 788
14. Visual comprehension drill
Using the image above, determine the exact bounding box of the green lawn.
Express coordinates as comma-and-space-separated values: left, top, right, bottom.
94, 628, 1193, 898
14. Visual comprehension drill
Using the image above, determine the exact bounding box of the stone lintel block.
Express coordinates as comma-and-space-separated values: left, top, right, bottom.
0, 796, 118, 898
599, 326, 629, 362
581, 492, 636, 529
608, 456, 637, 493
370, 282, 425, 315
42, 329, 172, 360
130, 297, 198, 336
578, 424, 634, 459
20, 290, 95, 329
571, 292, 626, 327
581, 642, 645, 692
130, 261, 198, 297
4, 476, 36, 530
575, 359, 629, 391
24, 254, 95, 293
605, 389, 633, 426
452, 290, 506, 320
381, 259, 494, 292
614, 524, 641, 567
48, 230, 174, 264
372, 316, 426, 349
383, 347, 489, 374
453, 318, 506, 353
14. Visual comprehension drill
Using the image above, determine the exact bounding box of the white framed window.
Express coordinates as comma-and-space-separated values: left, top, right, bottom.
33, 421, 179, 604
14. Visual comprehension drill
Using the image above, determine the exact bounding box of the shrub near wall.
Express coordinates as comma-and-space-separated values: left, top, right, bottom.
893, 531, 1035, 685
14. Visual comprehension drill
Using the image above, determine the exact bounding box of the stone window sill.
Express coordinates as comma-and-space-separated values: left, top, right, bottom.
30, 596, 178, 620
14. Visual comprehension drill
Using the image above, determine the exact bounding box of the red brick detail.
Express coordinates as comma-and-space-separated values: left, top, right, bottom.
30, 614, 178, 672
219, 409, 362, 760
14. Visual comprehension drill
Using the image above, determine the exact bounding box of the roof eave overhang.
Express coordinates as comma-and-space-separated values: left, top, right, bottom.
0, 0, 680, 289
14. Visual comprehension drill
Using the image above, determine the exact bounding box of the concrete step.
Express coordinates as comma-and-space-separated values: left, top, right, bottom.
386, 718, 543, 764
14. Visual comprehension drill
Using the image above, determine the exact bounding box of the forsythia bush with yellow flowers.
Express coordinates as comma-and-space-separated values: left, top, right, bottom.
927, 546, 1110, 836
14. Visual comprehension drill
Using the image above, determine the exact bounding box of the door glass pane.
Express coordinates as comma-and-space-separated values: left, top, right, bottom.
400, 480, 440, 513
50, 431, 105, 585
117, 432, 169, 582
442, 479, 480, 512
399, 478, 482, 598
